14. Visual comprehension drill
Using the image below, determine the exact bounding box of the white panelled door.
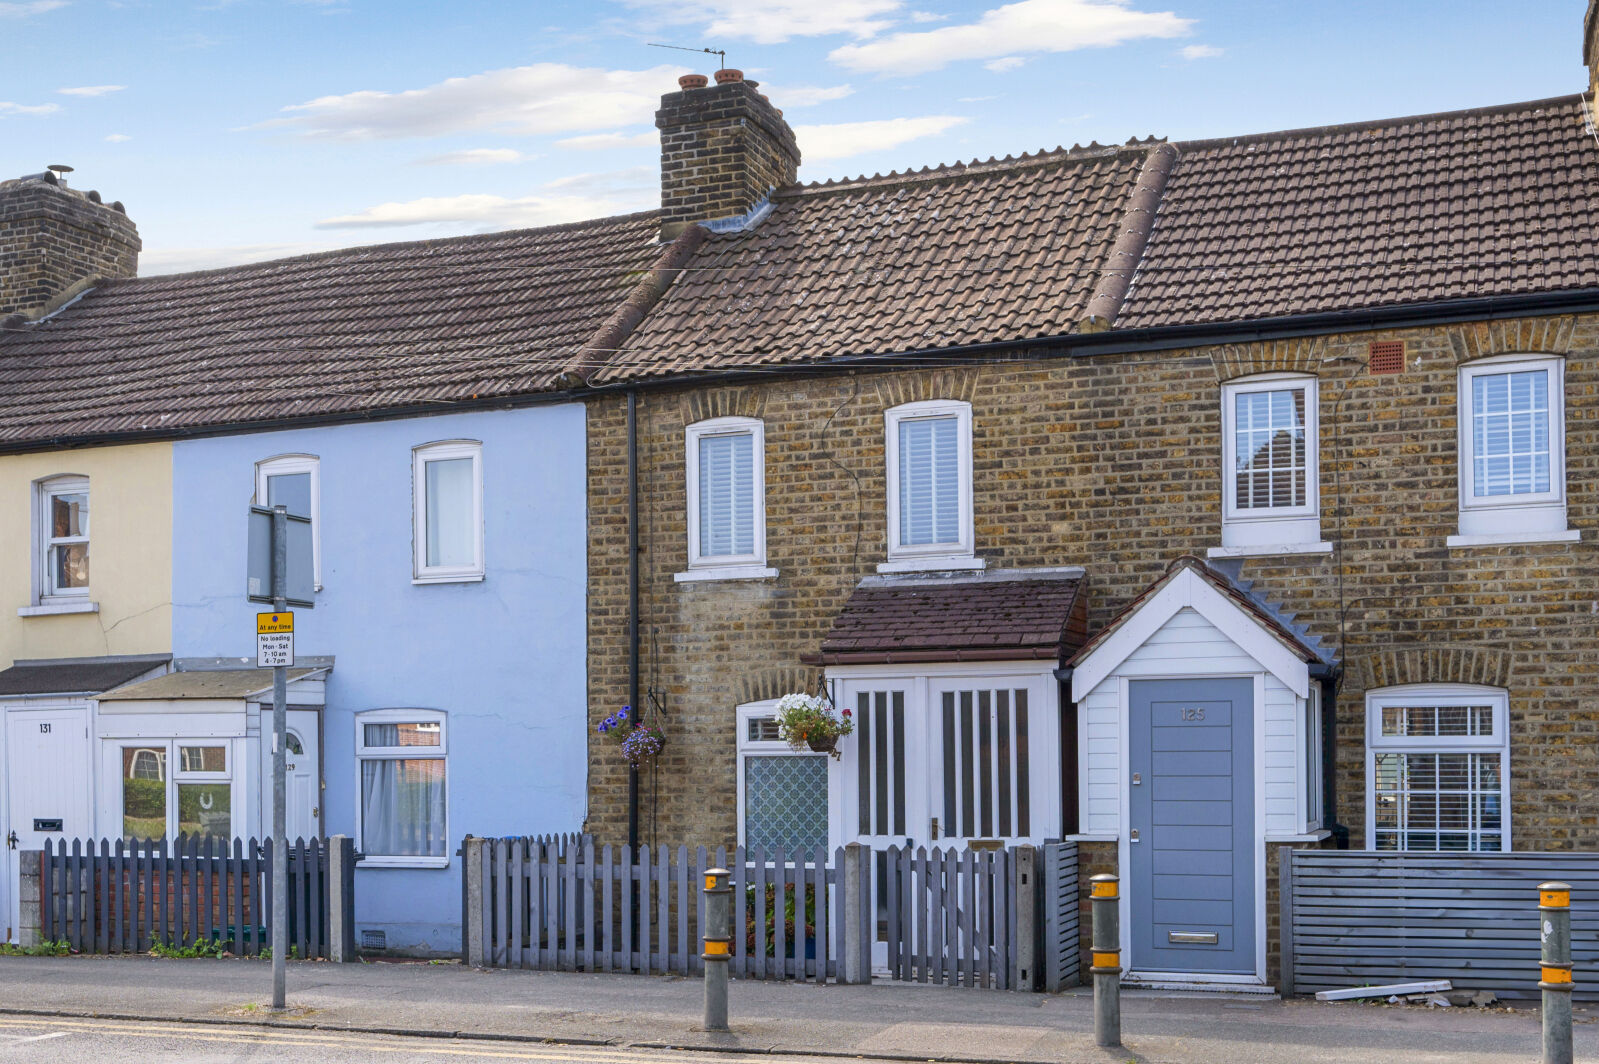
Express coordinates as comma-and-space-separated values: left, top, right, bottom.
4, 708, 92, 942
258, 710, 321, 842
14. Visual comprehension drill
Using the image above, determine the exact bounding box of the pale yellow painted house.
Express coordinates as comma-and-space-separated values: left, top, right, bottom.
0, 444, 172, 669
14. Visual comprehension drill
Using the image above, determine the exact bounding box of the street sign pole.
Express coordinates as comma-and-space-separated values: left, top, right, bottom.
270, 504, 288, 1010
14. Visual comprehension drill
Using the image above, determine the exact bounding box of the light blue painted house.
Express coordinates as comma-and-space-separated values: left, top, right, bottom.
0, 214, 666, 953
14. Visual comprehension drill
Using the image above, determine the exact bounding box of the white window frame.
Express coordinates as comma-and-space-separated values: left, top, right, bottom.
1303, 685, 1323, 833
678, 417, 776, 582
1365, 683, 1511, 852
256, 454, 322, 591
735, 699, 828, 853
412, 441, 484, 584
117, 738, 239, 843
1452, 355, 1573, 544
1219, 374, 1324, 552
354, 708, 449, 869
881, 400, 979, 573
33, 474, 91, 604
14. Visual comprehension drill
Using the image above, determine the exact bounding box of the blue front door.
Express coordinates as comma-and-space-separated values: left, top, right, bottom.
1129, 678, 1255, 976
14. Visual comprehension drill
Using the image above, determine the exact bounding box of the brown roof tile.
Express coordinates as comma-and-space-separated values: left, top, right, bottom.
596, 145, 1160, 381
803, 569, 1087, 665
0, 211, 662, 447
1118, 96, 1599, 328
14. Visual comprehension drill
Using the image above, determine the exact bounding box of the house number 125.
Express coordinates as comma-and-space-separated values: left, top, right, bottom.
1181, 708, 1205, 721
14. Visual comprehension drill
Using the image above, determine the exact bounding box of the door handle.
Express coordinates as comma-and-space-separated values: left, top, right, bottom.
6, 831, 17, 850
930, 817, 939, 841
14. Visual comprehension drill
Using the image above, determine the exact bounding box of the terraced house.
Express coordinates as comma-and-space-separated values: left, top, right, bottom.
0, 169, 660, 951
580, 43, 1599, 986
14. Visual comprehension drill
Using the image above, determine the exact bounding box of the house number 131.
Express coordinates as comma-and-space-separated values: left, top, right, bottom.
39, 723, 51, 733
1181, 708, 1205, 721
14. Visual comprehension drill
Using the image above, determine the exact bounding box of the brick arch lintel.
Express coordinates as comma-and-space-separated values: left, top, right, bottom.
736, 666, 823, 707
1445, 316, 1577, 365
873, 368, 979, 409
1348, 644, 1517, 693
1210, 338, 1327, 382
682, 387, 766, 425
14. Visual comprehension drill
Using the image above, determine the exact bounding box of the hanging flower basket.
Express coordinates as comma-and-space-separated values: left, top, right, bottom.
774, 693, 852, 761
621, 724, 665, 768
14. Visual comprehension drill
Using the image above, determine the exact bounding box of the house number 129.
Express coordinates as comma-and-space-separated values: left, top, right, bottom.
1181, 708, 1205, 721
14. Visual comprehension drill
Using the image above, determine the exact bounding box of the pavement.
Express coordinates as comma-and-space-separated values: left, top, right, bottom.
0, 955, 1591, 1064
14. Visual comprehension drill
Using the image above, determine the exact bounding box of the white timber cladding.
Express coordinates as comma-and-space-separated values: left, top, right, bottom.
1076, 606, 1306, 838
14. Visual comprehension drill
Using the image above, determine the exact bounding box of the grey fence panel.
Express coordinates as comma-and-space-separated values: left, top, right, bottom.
877, 843, 1029, 990
1040, 841, 1081, 992
1286, 850, 1599, 1001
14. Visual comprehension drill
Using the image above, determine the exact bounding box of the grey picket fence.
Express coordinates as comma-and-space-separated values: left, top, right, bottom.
465, 838, 848, 981
1282, 850, 1599, 1001
40, 835, 353, 960
880, 844, 1020, 989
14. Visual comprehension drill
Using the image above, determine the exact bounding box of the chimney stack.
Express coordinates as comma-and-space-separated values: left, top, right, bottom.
1585, 0, 1599, 100
656, 72, 800, 241
0, 168, 140, 318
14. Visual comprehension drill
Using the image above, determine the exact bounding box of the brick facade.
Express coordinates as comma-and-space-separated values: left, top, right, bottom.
587, 315, 1599, 858
0, 174, 139, 318
656, 80, 800, 240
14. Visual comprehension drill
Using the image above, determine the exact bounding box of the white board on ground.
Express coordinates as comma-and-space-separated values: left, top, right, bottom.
1315, 980, 1452, 1002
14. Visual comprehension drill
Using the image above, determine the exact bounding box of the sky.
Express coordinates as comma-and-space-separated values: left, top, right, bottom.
2, 0, 1587, 275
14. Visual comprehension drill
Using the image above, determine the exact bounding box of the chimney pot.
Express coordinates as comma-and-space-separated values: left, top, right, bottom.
678, 73, 709, 90
714, 68, 744, 84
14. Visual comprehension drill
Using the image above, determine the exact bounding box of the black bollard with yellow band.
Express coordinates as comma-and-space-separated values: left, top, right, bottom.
1539, 881, 1572, 1064
1090, 873, 1122, 1048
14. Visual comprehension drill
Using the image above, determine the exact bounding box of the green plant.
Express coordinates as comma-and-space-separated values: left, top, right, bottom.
149, 938, 229, 960
744, 882, 817, 956
773, 693, 853, 759
0, 940, 72, 957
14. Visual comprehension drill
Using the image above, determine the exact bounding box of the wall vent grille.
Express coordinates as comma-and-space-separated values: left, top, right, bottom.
1369, 340, 1406, 375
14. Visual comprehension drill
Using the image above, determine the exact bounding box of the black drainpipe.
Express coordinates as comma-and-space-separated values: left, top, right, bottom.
627, 390, 641, 853
1310, 665, 1349, 848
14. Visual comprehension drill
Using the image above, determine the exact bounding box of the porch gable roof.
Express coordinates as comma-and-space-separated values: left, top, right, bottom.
802, 567, 1087, 666
1068, 557, 1331, 701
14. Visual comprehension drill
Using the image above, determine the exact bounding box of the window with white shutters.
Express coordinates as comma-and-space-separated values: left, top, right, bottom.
882, 400, 975, 570
1454, 356, 1571, 543
1219, 375, 1323, 550
681, 417, 772, 580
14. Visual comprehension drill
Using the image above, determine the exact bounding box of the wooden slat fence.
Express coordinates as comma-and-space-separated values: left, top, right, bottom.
880, 844, 1017, 989
1283, 850, 1599, 1001
467, 838, 842, 981
1040, 841, 1080, 991
41, 836, 351, 960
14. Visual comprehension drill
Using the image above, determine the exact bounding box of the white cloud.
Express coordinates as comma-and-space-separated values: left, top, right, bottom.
57, 84, 125, 96
792, 115, 967, 162
261, 63, 686, 141
0, 1, 67, 15
104, 133, 132, 142
617, 0, 902, 43
829, 0, 1192, 75
956, 94, 999, 102
140, 242, 337, 275
555, 130, 657, 151
759, 83, 856, 107
1180, 43, 1222, 59
416, 148, 528, 165
0, 101, 60, 116
910, 9, 947, 21
984, 56, 1026, 72
315, 168, 656, 230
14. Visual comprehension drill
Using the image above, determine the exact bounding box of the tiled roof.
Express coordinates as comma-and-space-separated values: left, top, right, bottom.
0, 654, 169, 696
597, 144, 1163, 381
1117, 95, 1599, 329
802, 569, 1087, 665
0, 211, 663, 447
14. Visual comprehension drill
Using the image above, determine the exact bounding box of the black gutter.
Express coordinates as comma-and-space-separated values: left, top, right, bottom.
6, 286, 1599, 457
626, 391, 641, 854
